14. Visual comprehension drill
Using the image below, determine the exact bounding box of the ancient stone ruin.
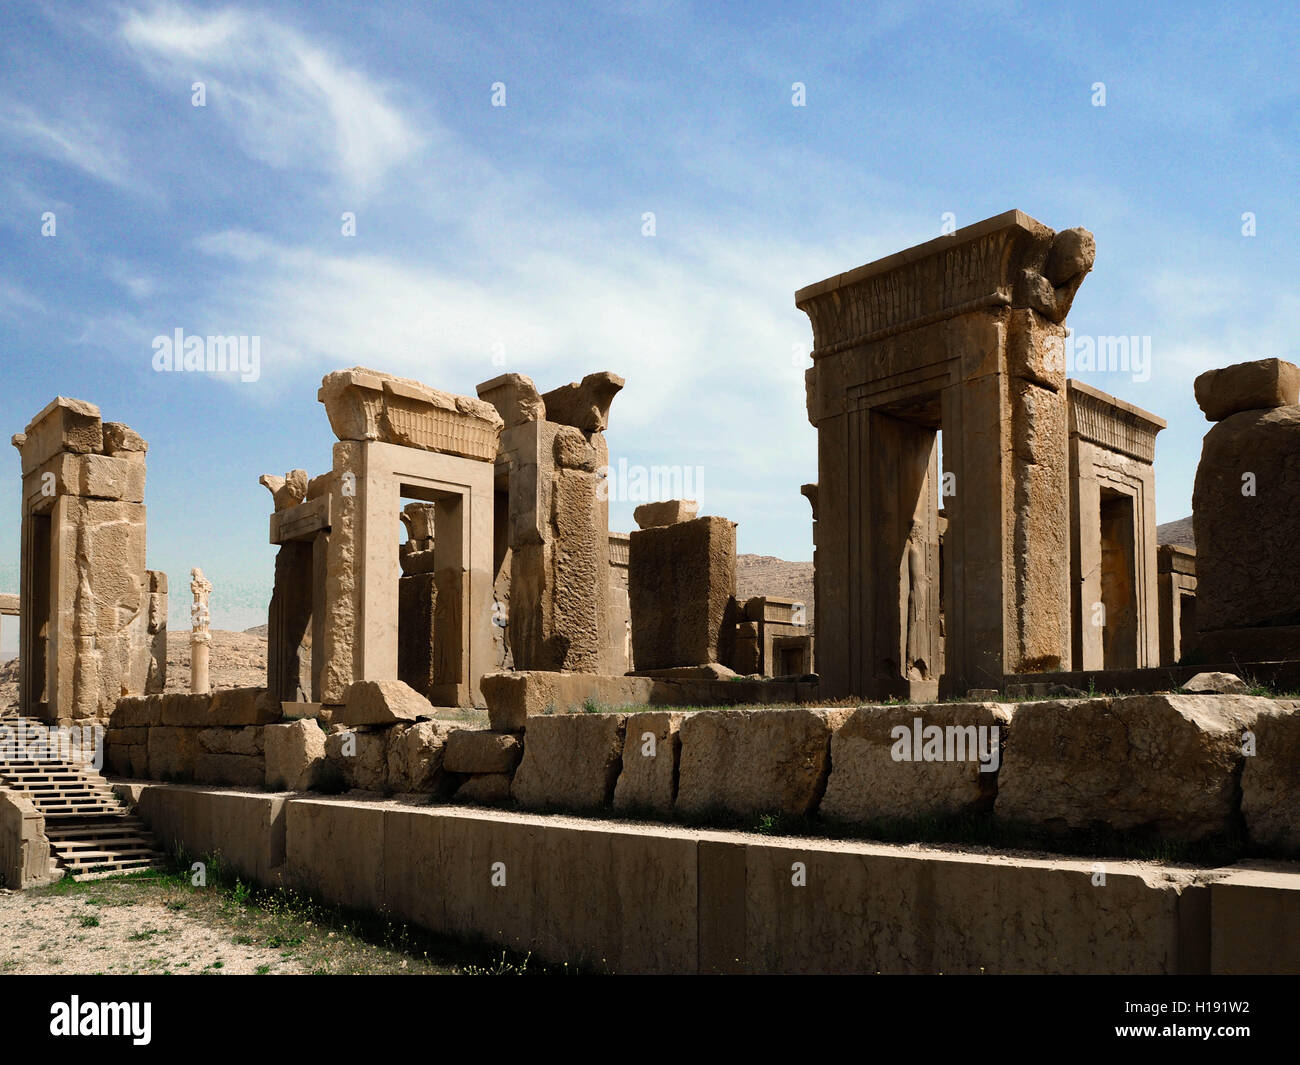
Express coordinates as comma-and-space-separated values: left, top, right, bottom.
4, 209, 1300, 977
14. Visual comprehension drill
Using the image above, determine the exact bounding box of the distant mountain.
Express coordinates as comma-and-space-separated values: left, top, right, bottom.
1157, 516, 1195, 548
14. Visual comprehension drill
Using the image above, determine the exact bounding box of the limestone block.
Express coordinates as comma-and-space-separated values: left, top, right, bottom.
318, 366, 503, 461
444, 729, 523, 774
326, 726, 388, 791
453, 773, 513, 803
821, 702, 1012, 823
612, 711, 685, 813
629, 516, 737, 670
195, 752, 265, 788
385, 720, 453, 793
676, 708, 853, 818
284, 798, 386, 910
264, 719, 328, 791
1192, 405, 1300, 633
539, 371, 624, 432
553, 425, 598, 471
1211, 869, 1300, 974
198, 726, 264, 756
102, 422, 147, 454
997, 695, 1272, 840
18, 396, 102, 475
1184, 672, 1251, 695
481, 671, 656, 732
1241, 700, 1300, 852
1194, 358, 1300, 422
112, 695, 164, 728
511, 713, 627, 810
148, 570, 168, 594
147, 727, 201, 781
134, 785, 287, 884
336, 680, 433, 726
106, 726, 149, 746
476, 372, 545, 428
77, 453, 145, 502
633, 499, 699, 529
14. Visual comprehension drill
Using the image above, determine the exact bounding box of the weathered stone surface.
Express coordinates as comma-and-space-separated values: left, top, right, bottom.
112, 696, 163, 728
318, 366, 503, 461
481, 671, 655, 732
821, 702, 1012, 823
676, 708, 853, 818
629, 516, 737, 670
444, 729, 523, 774
552, 426, 598, 471
198, 726, 264, 756
325, 726, 387, 792
1194, 358, 1300, 422
77, 453, 145, 502
476, 372, 545, 428
336, 680, 432, 726
1241, 700, 1300, 852
539, 372, 624, 432
633, 499, 699, 529
612, 711, 685, 813
19, 396, 102, 474
1184, 672, 1251, 695
997, 695, 1271, 839
195, 752, 265, 788
106, 726, 149, 747
511, 713, 627, 811
453, 773, 513, 803
264, 719, 328, 791
1192, 405, 1300, 634
146, 727, 200, 781
102, 422, 147, 454
386, 720, 453, 793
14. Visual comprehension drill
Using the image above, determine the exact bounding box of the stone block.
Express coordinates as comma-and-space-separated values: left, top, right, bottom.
453, 773, 513, 803
77, 452, 145, 502
539, 371, 624, 432
133, 784, 287, 883
612, 711, 685, 813
1184, 672, 1251, 695
1210, 869, 1300, 974
337, 680, 433, 726
325, 726, 388, 792
511, 713, 627, 811
633, 499, 699, 529
1241, 700, 1300, 852
146, 727, 200, 781
676, 708, 852, 819
110, 696, 163, 727
18, 396, 102, 475
997, 694, 1272, 840
444, 729, 523, 774
821, 702, 1012, 824
264, 719, 328, 792
198, 726, 264, 756
195, 752, 266, 788
629, 516, 737, 670
476, 372, 544, 428
102, 422, 147, 454
385, 720, 452, 793
481, 671, 655, 732
1194, 357, 1300, 422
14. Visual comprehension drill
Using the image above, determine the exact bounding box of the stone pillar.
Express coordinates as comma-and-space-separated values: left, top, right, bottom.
1157, 544, 1198, 666
477, 371, 624, 674
1191, 358, 1300, 660
190, 567, 211, 694
797, 210, 1094, 699
11, 399, 154, 723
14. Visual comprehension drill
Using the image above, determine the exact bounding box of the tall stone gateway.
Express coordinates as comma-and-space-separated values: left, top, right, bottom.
12, 398, 166, 723
798, 210, 1094, 699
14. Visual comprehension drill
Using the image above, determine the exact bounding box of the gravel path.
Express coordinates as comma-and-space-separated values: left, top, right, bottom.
0, 884, 309, 975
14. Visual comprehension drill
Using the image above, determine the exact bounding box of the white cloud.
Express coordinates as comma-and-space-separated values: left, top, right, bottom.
0, 101, 130, 187
120, 3, 418, 193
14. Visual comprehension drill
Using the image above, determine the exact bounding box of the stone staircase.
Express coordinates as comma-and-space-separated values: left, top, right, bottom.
0, 710, 165, 881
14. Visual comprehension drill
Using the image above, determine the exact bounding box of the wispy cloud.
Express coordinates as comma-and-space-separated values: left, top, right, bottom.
0, 101, 130, 187
120, 2, 419, 194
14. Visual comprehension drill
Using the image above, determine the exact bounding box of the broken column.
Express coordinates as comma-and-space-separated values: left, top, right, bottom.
477, 371, 624, 674
1192, 357, 1300, 660
190, 567, 212, 694
627, 501, 738, 672
11, 398, 164, 723
797, 210, 1094, 698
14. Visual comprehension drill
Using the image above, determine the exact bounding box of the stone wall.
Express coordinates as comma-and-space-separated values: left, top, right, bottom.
0, 788, 59, 889
116, 782, 1300, 974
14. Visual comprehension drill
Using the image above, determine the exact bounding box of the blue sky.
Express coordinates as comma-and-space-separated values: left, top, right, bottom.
1, 1, 1297, 647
